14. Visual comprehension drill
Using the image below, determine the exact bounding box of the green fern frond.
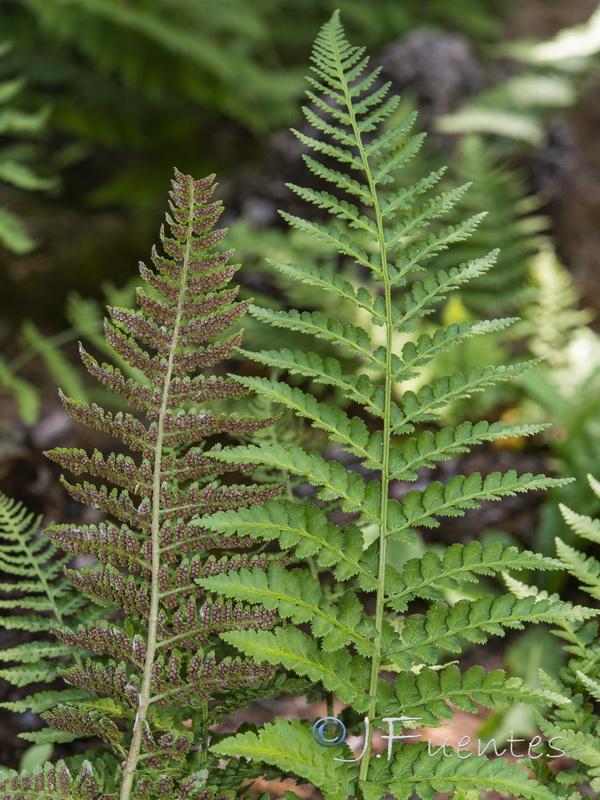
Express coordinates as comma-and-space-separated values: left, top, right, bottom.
559, 503, 600, 544
201, 12, 574, 799
248, 306, 376, 362
0, 491, 88, 724
221, 626, 370, 708
199, 563, 376, 655
554, 540, 600, 600
0, 40, 56, 256
391, 593, 593, 670
520, 475, 600, 796
536, 717, 600, 785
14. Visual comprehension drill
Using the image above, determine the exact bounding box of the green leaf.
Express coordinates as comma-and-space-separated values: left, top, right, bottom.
390, 420, 548, 481
0, 160, 56, 191
392, 594, 594, 669
391, 471, 569, 536
0, 207, 37, 254
380, 742, 556, 800
386, 540, 564, 612
280, 211, 374, 266
0, 357, 40, 425
196, 495, 375, 585
248, 305, 377, 363
211, 718, 356, 800
222, 627, 369, 709
20, 321, 88, 402
382, 664, 569, 726
0, 662, 60, 687
559, 502, 600, 544
19, 728, 79, 744
0, 689, 89, 714
394, 363, 543, 431
555, 538, 600, 599
233, 376, 376, 465
0, 642, 73, 663
536, 715, 600, 769
19, 743, 53, 773
199, 563, 375, 654
242, 348, 384, 415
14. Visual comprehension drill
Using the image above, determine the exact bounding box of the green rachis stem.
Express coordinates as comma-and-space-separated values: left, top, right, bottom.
332, 40, 393, 792
118, 181, 195, 800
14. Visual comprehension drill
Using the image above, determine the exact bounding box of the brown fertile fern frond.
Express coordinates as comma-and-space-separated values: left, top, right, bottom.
0, 171, 290, 800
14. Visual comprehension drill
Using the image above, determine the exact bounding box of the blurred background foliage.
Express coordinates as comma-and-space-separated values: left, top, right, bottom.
2, 0, 600, 768
0, 0, 513, 221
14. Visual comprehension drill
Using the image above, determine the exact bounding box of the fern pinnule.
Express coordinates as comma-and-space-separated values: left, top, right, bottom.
197, 13, 587, 800
0, 758, 100, 800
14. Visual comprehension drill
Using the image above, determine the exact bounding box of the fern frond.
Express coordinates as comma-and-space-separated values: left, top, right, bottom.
519, 475, 600, 795
249, 306, 377, 362
536, 717, 600, 782
554, 539, 600, 600
0, 490, 88, 726
232, 376, 377, 466
559, 502, 600, 544
15, 170, 294, 797
390, 420, 549, 481
394, 251, 499, 319
390, 593, 593, 670
394, 318, 518, 382
203, 13, 573, 799
392, 471, 565, 535
241, 348, 382, 412
198, 442, 367, 506
198, 563, 376, 655
394, 361, 542, 431
218, 627, 369, 708
196, 496, 375, 585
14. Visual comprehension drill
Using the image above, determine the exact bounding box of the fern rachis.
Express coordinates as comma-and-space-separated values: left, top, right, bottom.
118, 173, 194, 797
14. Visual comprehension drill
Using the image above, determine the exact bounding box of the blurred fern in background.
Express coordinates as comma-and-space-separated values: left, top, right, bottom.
0, 40, 57, 254
0, 0, 513, 213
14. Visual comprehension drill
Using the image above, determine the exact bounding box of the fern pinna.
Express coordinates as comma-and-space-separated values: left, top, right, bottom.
195, 13, 592, 800
0, 170, 291, 800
